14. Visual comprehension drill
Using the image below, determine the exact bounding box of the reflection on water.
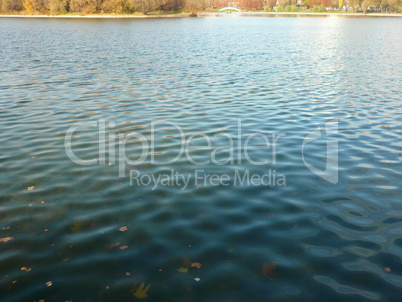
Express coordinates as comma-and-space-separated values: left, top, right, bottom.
0, 17, 402, 302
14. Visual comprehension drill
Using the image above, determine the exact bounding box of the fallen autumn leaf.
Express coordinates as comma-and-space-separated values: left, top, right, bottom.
177, 267, 188, 273
261, 262, 277, 278
0, 237, 13, 243
133, 283, 151, 299
119, 226, 128, 232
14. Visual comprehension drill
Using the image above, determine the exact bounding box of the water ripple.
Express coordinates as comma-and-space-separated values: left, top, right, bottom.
1, 17, 401, 302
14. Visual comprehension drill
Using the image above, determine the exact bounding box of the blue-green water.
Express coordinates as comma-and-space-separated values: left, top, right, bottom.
0, 16, 402, 301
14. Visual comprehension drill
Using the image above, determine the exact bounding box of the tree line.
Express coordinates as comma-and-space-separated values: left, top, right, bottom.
0, 0, 205, 14
0, 0, 400, 14
271, 0, 400, 11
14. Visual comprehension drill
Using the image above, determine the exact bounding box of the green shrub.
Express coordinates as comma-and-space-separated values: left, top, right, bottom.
278, 4, 299, 12
312, 5, 326, 12
264, 6, 273, 12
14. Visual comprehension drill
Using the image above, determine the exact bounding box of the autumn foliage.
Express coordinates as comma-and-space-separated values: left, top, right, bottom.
239, 0, 263, 10
0, 0, 204, 13
0, 0, 401, 14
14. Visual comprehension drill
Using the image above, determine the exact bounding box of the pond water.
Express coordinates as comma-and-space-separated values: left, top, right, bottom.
0, 16, 401, 301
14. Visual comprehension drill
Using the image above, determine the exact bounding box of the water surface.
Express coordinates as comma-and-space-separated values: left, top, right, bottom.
0, 17, 402, 301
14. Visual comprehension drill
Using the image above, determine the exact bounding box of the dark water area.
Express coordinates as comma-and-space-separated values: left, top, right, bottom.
0, 17, 401, 301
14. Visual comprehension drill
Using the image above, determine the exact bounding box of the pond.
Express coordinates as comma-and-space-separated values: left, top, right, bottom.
0, 16, 401, 301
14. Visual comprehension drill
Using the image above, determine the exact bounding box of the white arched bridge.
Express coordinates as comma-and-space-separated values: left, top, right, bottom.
218, 7, 242, 12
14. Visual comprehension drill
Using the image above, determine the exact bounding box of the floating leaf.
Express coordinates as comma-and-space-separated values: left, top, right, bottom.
106, 243, 116, 250
133, 283, 151, 299
385, 267, 391, 272
46, 281, 52, 287
0, 237, 13, 243
70, 221, 85, 232
119, 226, 128, 232
261, 262, 277, 278
27, 186, 35, 191
177, 267, 188, 273
119, 245, 128, 250
194, 277, 201, 282
191, 262, 202, 269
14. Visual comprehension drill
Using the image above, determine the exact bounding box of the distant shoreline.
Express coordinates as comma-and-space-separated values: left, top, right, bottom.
0, 12, 401, 18
0, 14, 193, 18
198, 12, 402, 17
